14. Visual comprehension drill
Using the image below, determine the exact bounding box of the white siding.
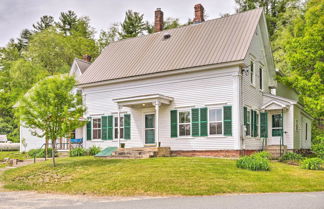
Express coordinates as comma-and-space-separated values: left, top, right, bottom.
82, 66, 240, 150
242, 24, 271, 150
20, 126, 45, 152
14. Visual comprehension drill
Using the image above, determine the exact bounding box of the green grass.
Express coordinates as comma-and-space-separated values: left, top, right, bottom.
1, 157, 324, 196
0, 151, 30, 161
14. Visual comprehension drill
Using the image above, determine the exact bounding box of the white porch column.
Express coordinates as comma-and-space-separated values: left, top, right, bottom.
154, 100, 161, 147
117, 105, 122, 148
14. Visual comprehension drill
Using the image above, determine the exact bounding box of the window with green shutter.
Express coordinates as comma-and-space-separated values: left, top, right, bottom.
170, 110, 178, 138
255, 112, 259, 137
191, 108, 200, 136
260, 112, 268, 138
107, 116, 113, 140
244, 107, 247, 125
86, 117, 92, 140
101, 116, 108, 140
200, 107, 208, 136
124, 114, 131, 139
223, 106, 232, 136
251, 110, 255, 137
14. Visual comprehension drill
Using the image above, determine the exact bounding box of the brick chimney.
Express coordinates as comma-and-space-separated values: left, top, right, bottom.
82, 55, 91, 62
193, 4, 205, 23
154, 8, 163, 32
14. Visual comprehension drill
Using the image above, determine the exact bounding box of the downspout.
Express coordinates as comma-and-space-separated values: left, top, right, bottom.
240, 67, 244, 156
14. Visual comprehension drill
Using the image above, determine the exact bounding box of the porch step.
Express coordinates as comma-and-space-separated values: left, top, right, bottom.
265, 145, 287, 159
100, 147, 171, 159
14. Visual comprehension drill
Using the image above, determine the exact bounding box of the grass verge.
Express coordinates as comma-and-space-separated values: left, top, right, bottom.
0, 151, 30, 161
1, 157, 324, 196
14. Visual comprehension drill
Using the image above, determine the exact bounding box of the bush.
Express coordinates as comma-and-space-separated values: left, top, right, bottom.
88, 146, 101, 156
70, 147, 87, 157
300, 158, 323, 170
27, 148, 57, 158
279, 152, 304, 162
236, 156, 270, 171
312, 136, 324, 159
253, 151, 271, 159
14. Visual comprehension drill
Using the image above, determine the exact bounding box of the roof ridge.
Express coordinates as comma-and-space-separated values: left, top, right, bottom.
105, 8, 263, 48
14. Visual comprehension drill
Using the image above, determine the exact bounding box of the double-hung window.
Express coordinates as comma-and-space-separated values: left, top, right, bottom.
179, 110, 191, 136
246, 109, 251, 136
114, 116, 124, 139
259, 67, 263, 90
250, 60, 255, 85
92, 118, 101, 139
209, 108, 223, 135
272, 114, 283, 136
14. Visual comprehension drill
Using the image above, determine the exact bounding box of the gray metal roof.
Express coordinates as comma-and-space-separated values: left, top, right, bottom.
75, 59, 91, 74
78, 8, 263, 85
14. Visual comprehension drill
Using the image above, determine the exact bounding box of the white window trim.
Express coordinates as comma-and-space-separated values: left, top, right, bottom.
259, 67, 263, 91
246, 108, 251, 137
113, 114, 124, 140
92, 117, 102, 140
178, 109, 191, 138
208, 107, 223, 136
250, 60, 255, 86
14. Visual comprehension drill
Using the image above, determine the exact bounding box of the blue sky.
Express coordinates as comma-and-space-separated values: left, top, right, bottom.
0, 0, 236, 47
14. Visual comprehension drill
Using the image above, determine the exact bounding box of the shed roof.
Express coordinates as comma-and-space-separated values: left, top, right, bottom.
78, 8, 263, 85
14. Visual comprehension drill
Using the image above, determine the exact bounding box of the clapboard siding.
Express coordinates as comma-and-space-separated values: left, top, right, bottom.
241, 24, 271, 150
82, 66, 240, 150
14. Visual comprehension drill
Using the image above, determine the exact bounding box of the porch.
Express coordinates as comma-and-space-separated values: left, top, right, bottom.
113, 94, 173, 148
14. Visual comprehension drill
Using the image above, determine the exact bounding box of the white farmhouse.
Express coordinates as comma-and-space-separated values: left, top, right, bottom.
21, 5, 312, 157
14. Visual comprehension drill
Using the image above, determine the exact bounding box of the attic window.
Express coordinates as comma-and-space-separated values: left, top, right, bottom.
163, 33, 171, 40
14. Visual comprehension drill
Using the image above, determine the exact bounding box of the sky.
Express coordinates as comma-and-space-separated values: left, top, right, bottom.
0, 0, 236, 47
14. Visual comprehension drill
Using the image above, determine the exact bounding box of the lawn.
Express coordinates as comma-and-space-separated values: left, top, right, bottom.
0, 151, 30, 161
1, 157, 324, 196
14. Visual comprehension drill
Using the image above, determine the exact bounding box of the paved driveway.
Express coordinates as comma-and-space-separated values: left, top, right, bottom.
0, 191, 323, 209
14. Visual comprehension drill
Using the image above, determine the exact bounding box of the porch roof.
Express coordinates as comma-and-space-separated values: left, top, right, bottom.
113, 94, 173, 107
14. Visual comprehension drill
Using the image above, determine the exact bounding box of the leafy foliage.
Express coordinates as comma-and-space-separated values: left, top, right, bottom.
312, 135, 324, 159
119, 10, 146, 39
70, 147, 87, 157
300, 158, 323, 170
87, 146, 101, 156
236, 153, 270, 171
17, 76, 86, 166
253, 151, 272, 159
27, 148, 57, 158
279, 152, 304, 161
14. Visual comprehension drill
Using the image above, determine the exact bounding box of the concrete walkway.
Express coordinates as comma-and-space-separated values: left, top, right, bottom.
0, 191, 323, 209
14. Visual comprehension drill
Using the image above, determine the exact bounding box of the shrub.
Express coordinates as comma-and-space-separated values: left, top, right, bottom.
279, 152, 304, 162
88, 146, 101, 156
70, 147, 87, 157
28, 148, 57, 158
253, 151, 271, 159
236, 156, 270, 171
300, 158, 323, 170
312, 136, 324, 159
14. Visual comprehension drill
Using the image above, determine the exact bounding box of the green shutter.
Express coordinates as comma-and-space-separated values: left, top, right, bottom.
170, 110, 178, 138
192, 108, 200, 136
244, 107, 247, 125
102, 116, 108, 140
200, 107, 208, 136
251, 110, 254, 137
223, 106, 232, 136
255, 113, 259, 137
86, 117, 92, 140
124, 114, 131, 139
260, 112, 268, 138
107, 116, 113, 140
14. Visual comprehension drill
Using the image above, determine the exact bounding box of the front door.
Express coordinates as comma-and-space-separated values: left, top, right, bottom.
145, 114, 155, 144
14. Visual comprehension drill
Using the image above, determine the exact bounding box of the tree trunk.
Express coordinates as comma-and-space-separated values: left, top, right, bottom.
45, 138, 48, 161
52, 139, 56, 167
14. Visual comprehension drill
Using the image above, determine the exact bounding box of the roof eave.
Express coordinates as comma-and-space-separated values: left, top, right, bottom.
77, 60, 245, 88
